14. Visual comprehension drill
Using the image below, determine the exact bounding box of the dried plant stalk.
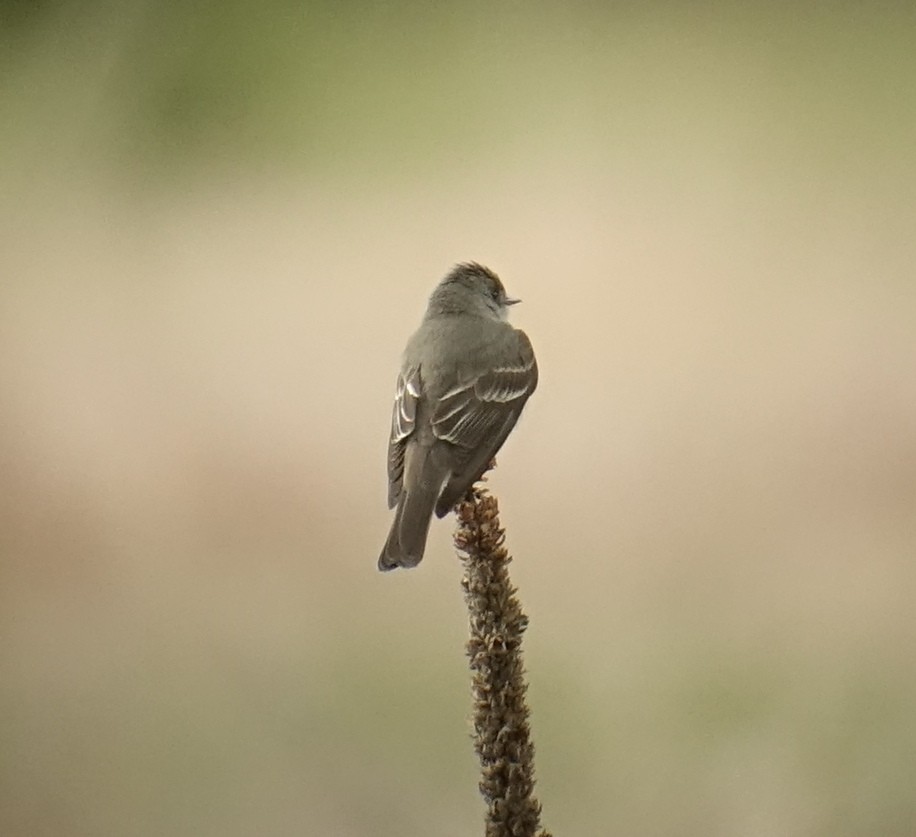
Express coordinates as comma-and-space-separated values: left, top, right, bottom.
454, 483, 551, 837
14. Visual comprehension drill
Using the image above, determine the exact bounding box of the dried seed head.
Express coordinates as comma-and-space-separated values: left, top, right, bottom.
454, 483, 550, 837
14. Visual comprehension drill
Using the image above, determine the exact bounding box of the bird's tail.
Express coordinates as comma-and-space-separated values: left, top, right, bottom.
378, 450, 442, 571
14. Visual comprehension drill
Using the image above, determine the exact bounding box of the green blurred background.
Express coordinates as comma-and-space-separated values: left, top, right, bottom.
2, 3, 915, 835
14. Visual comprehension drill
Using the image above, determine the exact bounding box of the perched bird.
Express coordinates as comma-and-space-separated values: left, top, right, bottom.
379, 263, 538, 571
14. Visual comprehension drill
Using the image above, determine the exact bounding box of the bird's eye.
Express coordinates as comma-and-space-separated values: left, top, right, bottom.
489, 284, 501, 300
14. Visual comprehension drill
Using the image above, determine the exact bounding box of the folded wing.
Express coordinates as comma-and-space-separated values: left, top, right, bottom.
386, 367, 421, 508
431, 331, 538, 516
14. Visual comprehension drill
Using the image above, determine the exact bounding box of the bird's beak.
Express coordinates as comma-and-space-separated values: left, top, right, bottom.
504, 296, 522, 306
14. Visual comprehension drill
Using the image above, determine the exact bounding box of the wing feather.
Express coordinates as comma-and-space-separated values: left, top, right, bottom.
386, 367, 421, 507
431, 331, 538, 515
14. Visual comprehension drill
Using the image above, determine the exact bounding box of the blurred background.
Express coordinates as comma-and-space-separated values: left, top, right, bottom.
2, 2, 915, 835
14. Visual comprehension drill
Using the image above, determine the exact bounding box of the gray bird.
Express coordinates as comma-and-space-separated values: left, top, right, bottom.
379, 262, 538, 571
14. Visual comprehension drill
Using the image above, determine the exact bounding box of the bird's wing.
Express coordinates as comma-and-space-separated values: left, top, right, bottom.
431, 331, 538, 516
386, 366, 421, 508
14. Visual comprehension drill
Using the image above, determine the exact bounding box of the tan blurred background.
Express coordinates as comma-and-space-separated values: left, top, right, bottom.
2, 3, 915, 835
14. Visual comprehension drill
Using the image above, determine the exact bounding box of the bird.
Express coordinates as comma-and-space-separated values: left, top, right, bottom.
378, 262, 538, 571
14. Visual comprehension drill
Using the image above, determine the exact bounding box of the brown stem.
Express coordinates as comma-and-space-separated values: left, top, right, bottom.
454, 483, 551, 837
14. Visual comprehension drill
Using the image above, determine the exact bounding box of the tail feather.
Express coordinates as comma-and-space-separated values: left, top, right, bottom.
378, 484, 438, 570
379, 444, 446, 571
